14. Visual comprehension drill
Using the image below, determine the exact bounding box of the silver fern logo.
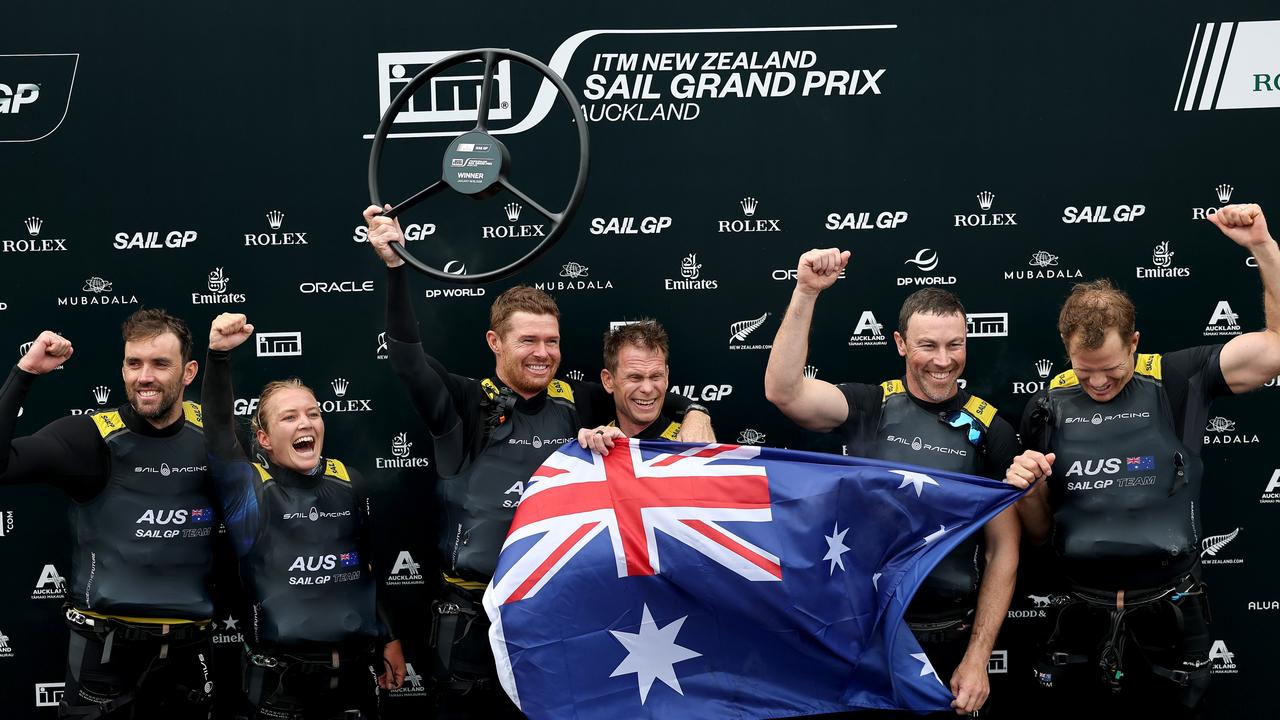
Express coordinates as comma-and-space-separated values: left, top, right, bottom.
730, 313, 768, 342
1201, 528, 1242, 565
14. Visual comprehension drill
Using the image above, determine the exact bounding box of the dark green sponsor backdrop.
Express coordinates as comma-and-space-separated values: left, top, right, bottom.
2, 2, 1277, 717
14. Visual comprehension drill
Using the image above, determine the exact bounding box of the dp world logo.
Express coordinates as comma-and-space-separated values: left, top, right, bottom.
904, 249, 939, 272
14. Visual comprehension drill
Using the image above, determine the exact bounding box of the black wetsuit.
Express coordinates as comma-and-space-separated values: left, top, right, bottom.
835, 380, 1018, 718
1020, 347, 1227, 717
203, 350, 390, 720
382, 267, 693, 716
0, 366, 216, 719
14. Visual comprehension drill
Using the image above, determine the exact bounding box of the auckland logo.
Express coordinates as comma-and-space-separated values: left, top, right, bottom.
729, 312, 772, 350
1203, 300, 1242, 337
482, 202, 544, 239
1004, 251, 1083, 281
377, 432, 431, 470
898, 249, 956, 286
58, 277, 139, 307
0, 628, 11, 658
954, 190, 1016, 228
4, 216, 67, 253
245, 210, 308, 246
192, 267, 247, 305
848, 310, 887, 347
31, 564, 66, 600
1204, 416, 1259, 445
534, 260, 614, 293
665, 253, 718, 290
1200, 528, 1242, 565
386, 550, 425, 587
1264, 469, 1280, 504
1137, 241, 1191, 279
719, 196, 781, 233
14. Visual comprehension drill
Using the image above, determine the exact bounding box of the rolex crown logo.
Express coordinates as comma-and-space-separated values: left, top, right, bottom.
331, 378, 349, 398
92, 385, 111, 405
1215, 184, 1234, 205
1035, 359, 1053, 379
564, 369, 584, 382
24, 216, 42, 236
391, 432, 411, 458
266, 210, 285, 230
803, 365, 819, 379
504, 202, 523, 222
976, 191, 995, 210
740, 196, 758, 217
18, 341, 34, 358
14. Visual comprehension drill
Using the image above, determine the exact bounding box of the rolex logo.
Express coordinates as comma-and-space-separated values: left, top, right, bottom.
504, 202, 523, 222
18, 341, 34, 357
331, 378, 349, 398
207, 267, 229, 293
24, 216, 42, 236
803, 365, 819, 379
1216, 184, 1234, 204
564, 369, 584, 382
1152, 241, 1174, 269
1035, 359, 1053, 379
92, 386, 110, 405
680, 253, 701, 280
391, 432, 411, 459
977, 191, 995, 211
266, 210, 285, 230
740, 197, 758, 217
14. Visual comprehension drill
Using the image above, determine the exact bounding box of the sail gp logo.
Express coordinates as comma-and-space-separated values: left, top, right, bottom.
0, 54, 79, 143
487, 443, 779, 606
363, 25, 895, 139
1176, 21, 1280, 111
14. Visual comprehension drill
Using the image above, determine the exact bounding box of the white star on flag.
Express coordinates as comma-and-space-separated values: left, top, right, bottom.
911, 652, 943, 684
923, 525, 948, 544
872, 572, 882, 590
823, 522, 851, 575
892, 470, 939, 497
610, 604, 703, 704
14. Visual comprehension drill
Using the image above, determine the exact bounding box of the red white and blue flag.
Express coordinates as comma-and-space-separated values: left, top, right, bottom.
484, 440, 1021, 719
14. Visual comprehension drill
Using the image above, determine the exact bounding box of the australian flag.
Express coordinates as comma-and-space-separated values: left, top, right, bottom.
1126, 455, 1155, 471
339, 551, 360, 568
483, 440, 1023, 719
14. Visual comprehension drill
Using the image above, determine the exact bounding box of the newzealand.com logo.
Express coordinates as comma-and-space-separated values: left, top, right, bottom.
1176, 21, 1280, 112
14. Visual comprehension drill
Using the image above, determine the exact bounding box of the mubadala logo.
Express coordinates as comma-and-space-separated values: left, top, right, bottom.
4, 216, 67, 253
966, 312, 1008, 338
825, 208, 908, 230
898, 249, 956, 286
213, 615, 243, 645
670, 383, 733, 402
534, 261, 614, 292
1061, 204, 1146, 223
1013, 359, 1054, 395
324, 378, 372, 413
1004, 251, 1083, 281
481, 202, 545, 239
1137, 241, 1191, 279
386, 550, 425, 586
192, 267, 247, 305
665, 253, 718, 290
589, 216, 672, 235
1261, 468, 1280, 504
1192, 184, 1234, 220
1200, 527, 1242, 565
1204, 416, 1259, 445
256, 332, 302, 358
729, 312, 772, 350
737, 428, 766, 445
1203, 300, 1242, 337
299, 279, 375, 294
113, 230, 197, 250
719, 197, 781, 233
57, 277, 139, 307
955, 191, 1017, 228
0, 628, 12, 658
245, 211, 309, 246
848, 310, 887, 347
376, 432, 431, 470
1209, 640, 1237, 674
352, 220, 435, 243
31, 564, 66, 600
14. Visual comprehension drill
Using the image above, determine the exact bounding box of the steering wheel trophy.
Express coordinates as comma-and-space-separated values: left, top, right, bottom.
368, 48, 590, 283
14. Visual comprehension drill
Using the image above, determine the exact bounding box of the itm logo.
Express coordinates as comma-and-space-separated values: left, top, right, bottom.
665, 253, 718, 291
1175, 21, 1280, 112
363, 51, 513, 140
331, 378, 349, 398
4, 215, 67, 253
31, 564, 66, 600
987, 650, 1008, 674
1200, 527, 1241, 565
728, 312, 772, 350
35, 682, 65, 708
848, 310, 887, 347
1209, 640, 1237, 673
1137, 241, 1191, 279
0, 53, 79, 143
1193, 184, 1235, 220
257, 332, 302, 358
1204, 300, 1241, 337
954, 190, 1017, 228
966, 312, 1009, 338
719, 196, 781, 233
737, 429, 767, 445
387, 550, 425, 586
92, 386, 110, 406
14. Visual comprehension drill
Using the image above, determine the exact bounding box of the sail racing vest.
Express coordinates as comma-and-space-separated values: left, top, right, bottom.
241, 458, 381, 647
1040, 354, 1202, 591
869, 380, 996, 622
436, 378, 579, 582
69, 402, 214, 619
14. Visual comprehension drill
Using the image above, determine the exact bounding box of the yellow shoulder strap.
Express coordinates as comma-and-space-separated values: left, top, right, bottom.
1135, 353, 1163, 380
962, 394, 998, 429
182, 401, 203, 428
1050, 369, 1080, 389
480, 378, 501, 401
324, 458, 351, 482
659, 421, 681, 440
547, 379, 575, 402
252, 463, 273, 483
91, 411, 126, 438
880, 379, 905, 402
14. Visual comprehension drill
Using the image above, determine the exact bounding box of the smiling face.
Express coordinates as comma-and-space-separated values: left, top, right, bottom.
1066, 328, 1139, 403
122, 332, 197, 427
602, 344, 669, 436
488, 311, 561, 398
255, 387, 325, 473
894, 312, 967, 403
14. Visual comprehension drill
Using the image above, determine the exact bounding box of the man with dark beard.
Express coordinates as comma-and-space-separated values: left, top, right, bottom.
0, 309, 217, 719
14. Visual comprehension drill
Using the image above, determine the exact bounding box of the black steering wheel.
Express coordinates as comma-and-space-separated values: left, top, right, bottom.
368, 48, 590, 284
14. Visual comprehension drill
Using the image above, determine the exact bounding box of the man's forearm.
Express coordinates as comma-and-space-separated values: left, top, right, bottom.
1252, 238, 1280, 333
764, 288, 819, 407
964, 545, 1016, 666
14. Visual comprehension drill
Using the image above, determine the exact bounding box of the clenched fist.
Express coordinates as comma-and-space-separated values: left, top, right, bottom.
363, 204, 406, 268
18, 331, 73, 375
209, 313, 254, 352
1209, 203, 1272, 250
795, 248, 850, 296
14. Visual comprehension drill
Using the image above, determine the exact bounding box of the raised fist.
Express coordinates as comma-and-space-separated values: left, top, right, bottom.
363, 204, 406, 268
795, 248, 850, 295
1209, 203, 1271, 249
18, 331, 73, 375
209, 313, 254, 352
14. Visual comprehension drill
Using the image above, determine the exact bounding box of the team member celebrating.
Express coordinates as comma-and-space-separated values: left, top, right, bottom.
0, 310, 217, 719
765, 249, 1020, 717
203, 313, 404, 719
362, 204, 711, 717
1005, 204, 1280, 717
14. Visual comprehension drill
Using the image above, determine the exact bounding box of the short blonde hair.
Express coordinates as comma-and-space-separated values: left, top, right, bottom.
1058, 279, 1136, 350
251, 378, 317, 434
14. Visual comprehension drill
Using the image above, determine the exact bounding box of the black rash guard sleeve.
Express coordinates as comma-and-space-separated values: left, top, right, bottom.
1160, 345, 1229, 449
834, 382, 886, 456
202, 350, 266, 558
0, 365, 109, 503
981, 416, 1021, 482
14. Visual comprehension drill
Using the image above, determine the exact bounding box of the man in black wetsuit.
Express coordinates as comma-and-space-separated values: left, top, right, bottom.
0, 310, 217, 719
578, 319, 716, 454
1005, 203, 1280, 718
362, 205, 712, 717
764, 248, 1020, 717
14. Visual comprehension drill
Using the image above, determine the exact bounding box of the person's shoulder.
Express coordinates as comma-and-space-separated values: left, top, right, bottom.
50, 412, 107, 441
838, 380, 891, 406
